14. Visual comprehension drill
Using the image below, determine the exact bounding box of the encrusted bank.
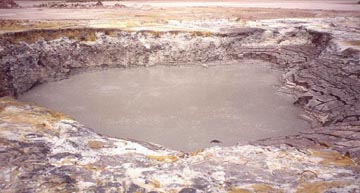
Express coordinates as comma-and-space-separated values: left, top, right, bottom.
0, 17, 360, 192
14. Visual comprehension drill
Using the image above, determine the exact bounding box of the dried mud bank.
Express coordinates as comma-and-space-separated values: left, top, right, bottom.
0, 18, 360, 192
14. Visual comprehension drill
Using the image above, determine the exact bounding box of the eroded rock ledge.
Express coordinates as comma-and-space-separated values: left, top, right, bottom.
0, 18, 360, 192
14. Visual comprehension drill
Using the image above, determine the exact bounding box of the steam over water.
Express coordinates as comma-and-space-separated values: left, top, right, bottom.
20, 63, 310, 152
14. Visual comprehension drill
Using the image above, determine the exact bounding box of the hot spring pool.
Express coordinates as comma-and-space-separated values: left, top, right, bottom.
19, 62, 310, 152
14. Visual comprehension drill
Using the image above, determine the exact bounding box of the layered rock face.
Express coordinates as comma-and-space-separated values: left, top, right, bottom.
0, 19, 360, 192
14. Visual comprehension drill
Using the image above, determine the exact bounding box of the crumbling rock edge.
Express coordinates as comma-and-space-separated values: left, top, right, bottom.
0, 23, 359, 192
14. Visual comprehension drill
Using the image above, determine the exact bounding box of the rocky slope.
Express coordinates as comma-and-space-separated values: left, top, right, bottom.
0, 17, 360, 192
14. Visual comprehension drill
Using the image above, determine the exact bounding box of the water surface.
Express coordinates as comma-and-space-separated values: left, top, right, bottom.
20, 63, 310, 152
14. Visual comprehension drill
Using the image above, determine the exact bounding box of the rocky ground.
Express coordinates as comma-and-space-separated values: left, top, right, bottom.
0, 0, 19, 8
0, 2, 360, 193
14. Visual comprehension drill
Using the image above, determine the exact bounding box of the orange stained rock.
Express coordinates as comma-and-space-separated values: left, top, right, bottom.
147, 155, 179, 162
83, 164, 106, 172
345, 40, 360, 47
87, 140, 105, 149
0, 99, 68, 138
228, 187, 252, 193
310, 149, 355, 167
296, 181, 348, 193
251, 184, 282, 193
189, 149, 204, 156
151, 179, 161, 188
228, 184, 282, 193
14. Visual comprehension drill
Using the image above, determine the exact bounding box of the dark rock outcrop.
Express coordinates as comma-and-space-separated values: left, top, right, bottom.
0, 0, 19, 8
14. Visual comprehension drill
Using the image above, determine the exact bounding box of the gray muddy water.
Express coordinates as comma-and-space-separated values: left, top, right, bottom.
19, 62, 310, 152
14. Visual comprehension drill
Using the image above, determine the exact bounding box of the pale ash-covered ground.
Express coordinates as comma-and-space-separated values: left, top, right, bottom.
13, 0, 360, 11
1, 0, 360, 33
1, 2, 360, 193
